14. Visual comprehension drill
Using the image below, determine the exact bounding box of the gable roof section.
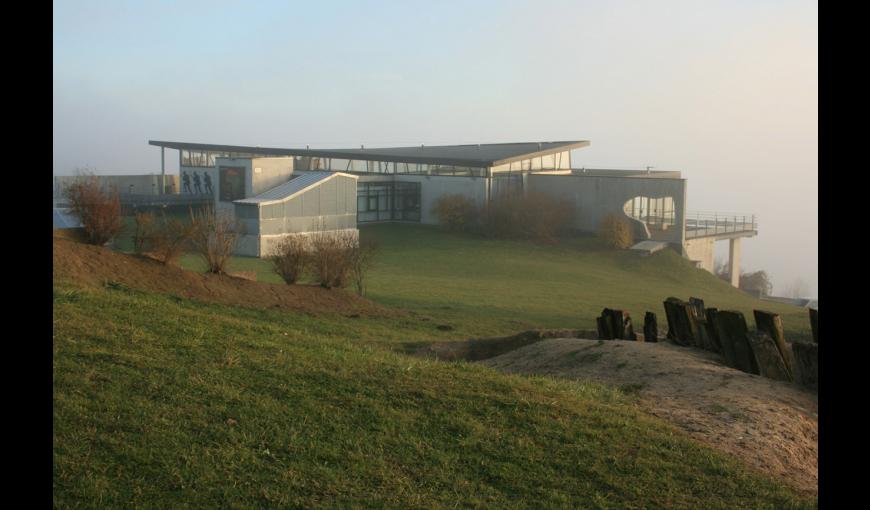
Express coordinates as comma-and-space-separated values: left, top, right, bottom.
234, 171, 357, 206
150, 140, 589, 167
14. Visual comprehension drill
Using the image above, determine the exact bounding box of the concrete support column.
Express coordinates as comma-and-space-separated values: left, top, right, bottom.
728, 237, 741, 287
161, 147, 165, 195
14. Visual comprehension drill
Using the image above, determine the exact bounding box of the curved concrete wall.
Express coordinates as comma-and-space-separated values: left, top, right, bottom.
527, 174, 687, 244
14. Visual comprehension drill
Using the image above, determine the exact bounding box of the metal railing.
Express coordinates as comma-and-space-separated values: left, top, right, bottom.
119, 193, 214, 208
684, 211, 757, 239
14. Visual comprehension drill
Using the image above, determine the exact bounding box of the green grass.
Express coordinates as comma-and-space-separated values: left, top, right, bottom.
124, 222, 808, 342
53, 282, 815, 508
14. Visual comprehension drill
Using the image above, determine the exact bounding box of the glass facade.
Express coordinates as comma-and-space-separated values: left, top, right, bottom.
295, 156, 488, 177
180, 148, 571, 174
623, 196, 676, 229
181, 150, 285, 167
491, 151, 571, 174
357, 182, 421, 223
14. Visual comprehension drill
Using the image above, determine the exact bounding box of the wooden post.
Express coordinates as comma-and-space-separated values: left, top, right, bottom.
809, 308, 818, 344
704, 308, 722, 352
792, 342, 818, 389
598, 308, 636, 340
663, 298, 696, 346
753, 310, 793, 379
644, 312, 658, 343
596, 316, 611, 340
746, 331, 792, 382
712, 310, 759, 374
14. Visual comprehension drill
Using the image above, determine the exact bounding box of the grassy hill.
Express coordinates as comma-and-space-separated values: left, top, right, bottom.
167, 223, 811, 342
53, 270, 814, 508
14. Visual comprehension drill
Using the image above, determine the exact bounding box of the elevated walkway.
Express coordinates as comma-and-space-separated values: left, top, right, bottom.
685, 212, 757, 240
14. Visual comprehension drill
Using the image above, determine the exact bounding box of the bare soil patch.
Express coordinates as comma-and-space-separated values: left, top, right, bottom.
481, 338, 818, 497
53, 236, 397, 317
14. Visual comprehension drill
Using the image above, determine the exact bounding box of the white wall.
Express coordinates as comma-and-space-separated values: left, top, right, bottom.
390, 174, 488, 224
684, 237, 716, 272
527, 174, 688, 244
250, 157, 294, 196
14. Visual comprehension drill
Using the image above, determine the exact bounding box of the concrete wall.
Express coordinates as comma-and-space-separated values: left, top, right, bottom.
683, 237, 715, 272
389, 174, 488, 224
527, 174, 687, 244
54, 174, 180, 197
250, 157, 294, 196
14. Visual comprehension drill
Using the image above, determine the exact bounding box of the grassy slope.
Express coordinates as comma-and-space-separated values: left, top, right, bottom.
53, 281, 814, 508
164, 223, 810, 342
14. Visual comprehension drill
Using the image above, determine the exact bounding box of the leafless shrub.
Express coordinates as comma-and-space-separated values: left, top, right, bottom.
63, 174, 123, 245
349, 238, 379, 296
309, 230, 356, 289
432, 194, 479, 232
150, 212, 194, 266
481, 192, 574, 243
132, 211, 155, 255
598, 213, 634, 249
189, 206, 242, 274
270, 235, 308, 285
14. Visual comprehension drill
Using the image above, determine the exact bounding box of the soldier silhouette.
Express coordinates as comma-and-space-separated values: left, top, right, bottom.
193, 172, 203, 194
182, 171, 192, 194
203, 172, 213, 195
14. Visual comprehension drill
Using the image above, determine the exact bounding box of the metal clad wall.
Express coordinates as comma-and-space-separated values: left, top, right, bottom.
320, 179, 338, 214
247, 174, 358, 237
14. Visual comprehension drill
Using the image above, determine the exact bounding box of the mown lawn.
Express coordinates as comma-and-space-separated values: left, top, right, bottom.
129, 222, 810, 342
53, 282, 815, 508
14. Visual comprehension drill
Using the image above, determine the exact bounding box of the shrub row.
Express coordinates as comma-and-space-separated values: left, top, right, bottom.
432, 193, 636, 248
270, 232, 378, 295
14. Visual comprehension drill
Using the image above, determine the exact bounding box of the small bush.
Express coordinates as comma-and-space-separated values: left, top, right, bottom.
481, 192, 574, 243
189, 206, 242, 274
349, 238, 378, 296
432, 194, 479, 232
598, 213, 634, 249
309, 230, 356, 289
151, 213, 194, 266
63, 174, 123, 245
271, 236, 308, 285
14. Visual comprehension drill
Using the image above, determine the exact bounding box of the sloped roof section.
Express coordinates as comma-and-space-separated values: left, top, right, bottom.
149, 140, 589, 167
234, 171, 356, 205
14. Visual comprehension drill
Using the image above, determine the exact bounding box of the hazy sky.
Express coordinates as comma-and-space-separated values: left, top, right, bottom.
53, 0, 817, 296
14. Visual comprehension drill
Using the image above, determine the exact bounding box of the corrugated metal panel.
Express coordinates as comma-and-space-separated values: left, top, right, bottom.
234, 171, 336, 204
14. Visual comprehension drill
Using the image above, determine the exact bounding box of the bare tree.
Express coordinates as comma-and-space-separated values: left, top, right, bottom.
62, 173, 123, 246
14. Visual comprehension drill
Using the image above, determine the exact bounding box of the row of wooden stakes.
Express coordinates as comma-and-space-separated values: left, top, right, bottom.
595, 298, 818, 389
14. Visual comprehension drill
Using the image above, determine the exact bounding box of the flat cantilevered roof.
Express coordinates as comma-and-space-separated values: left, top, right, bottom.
149, 140, 590, 167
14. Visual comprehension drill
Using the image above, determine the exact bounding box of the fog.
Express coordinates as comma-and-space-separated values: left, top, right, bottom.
53, 0, 817, 296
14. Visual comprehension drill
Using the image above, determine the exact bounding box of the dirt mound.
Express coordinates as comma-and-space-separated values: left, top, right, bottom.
481, 338, 818, 497
53, 236, 397, 317
406, 329, 598, 361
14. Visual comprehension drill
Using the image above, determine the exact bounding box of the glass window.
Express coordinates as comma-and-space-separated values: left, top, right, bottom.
542, 154, 555, 169
531, 157, 542, 170
219, 167, 245, 202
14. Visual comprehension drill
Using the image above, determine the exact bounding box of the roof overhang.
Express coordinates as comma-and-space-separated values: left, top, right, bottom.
149, 140, 590, 168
